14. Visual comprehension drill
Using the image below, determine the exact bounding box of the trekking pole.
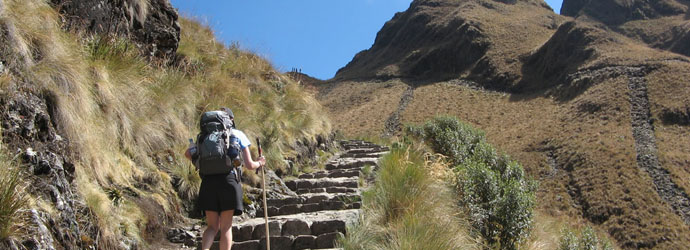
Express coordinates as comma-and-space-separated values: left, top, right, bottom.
257, 138, 270, 250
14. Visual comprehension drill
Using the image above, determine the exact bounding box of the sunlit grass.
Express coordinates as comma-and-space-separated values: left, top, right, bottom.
339, 145, 479, 250
0, 143, 27, 241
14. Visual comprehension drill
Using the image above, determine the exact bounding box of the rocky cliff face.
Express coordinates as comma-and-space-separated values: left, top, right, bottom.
50, 0, 180, 59
1, 93, 87, 249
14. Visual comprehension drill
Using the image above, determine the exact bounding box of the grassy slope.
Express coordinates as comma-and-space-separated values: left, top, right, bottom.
0, 0, 330, 247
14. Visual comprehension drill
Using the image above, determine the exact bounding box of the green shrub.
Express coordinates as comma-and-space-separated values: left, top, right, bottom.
559, 229, 579, 250
406, 116, 484, 165
408, 116, 537, 249
558, 226, 614, 250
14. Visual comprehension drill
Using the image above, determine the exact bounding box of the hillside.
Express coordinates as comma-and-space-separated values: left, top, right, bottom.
317, 0, 690, 249
0, 0, 331, 248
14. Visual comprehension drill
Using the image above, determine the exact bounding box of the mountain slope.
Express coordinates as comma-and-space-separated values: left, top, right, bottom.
317, 0, 690, 248
561, 0, 690, 57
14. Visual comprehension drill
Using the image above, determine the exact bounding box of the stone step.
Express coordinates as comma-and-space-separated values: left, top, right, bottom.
339, 151, 388, 159
298, 169, 361, 179
228, 210, 359, 242
344, 147, 389, 154
266, 193, 360, 207
325, 158, 378, 170
201, 232, 345, 250
261, 201, 361, 217
296, 187, 359, 195
285, 177, 359, 192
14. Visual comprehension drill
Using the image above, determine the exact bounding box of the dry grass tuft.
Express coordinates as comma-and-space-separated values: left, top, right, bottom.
0, 141, 28, 241
339, 145, 480, 250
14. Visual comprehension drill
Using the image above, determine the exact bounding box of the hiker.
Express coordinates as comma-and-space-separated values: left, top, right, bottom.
184, 108, 266, 250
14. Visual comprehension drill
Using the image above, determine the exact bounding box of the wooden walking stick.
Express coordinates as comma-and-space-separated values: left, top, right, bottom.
257, 138, 270, 250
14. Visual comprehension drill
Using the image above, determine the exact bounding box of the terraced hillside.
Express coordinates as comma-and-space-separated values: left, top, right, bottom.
317, 0, 690, 248
200, 140, 388, 250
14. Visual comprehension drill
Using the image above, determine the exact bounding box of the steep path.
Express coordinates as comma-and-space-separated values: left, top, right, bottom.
383, 86, 414, 137
201, 140, 389, 250
628, 75, 690, 225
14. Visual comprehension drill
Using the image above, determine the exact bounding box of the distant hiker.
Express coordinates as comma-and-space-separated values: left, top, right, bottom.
185, 107, 266, 250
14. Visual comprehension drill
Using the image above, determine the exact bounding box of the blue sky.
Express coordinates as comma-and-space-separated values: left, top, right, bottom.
170, 0, 563, 80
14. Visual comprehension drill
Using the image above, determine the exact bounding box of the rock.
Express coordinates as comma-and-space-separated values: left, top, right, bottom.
277, 204, 301, 216
281, 219, 311, 236
232, 225, 254, 242
259, 236, 294, 250
252, 221, 281, 240
49, 0, 180, 59
27, 209, 56, 250
231, 240, 260, 250
311, 220, 346, 235
293, 235, 317, 250
315, 232, 344, 248
1, 93, 82, 249
166, 228, 196, 244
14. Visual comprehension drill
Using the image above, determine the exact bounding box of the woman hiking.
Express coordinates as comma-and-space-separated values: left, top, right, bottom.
185, 107, 265, 250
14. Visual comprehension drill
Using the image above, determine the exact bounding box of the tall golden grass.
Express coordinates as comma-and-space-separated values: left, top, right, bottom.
0, 0, 330, 247
338, 144, 480, 250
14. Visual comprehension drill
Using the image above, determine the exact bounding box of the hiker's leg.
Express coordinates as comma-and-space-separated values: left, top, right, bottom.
218, 210, 235, 250
201, 211, 220, 250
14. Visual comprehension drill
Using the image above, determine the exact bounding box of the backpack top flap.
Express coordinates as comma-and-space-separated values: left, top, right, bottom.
200, 111, 233, 133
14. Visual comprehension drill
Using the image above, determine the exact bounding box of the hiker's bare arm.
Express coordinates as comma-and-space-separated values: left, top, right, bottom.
184, 148, 192, 161
242, 147, 266, 170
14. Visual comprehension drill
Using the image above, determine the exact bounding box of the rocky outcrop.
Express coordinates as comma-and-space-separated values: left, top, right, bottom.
50, 0, 180, 59
1, 92, 86, 249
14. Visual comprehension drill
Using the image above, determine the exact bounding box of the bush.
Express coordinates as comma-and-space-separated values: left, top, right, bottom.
406, 116, 484, 165
408, 116, 537, 249
558, 226, 614, 250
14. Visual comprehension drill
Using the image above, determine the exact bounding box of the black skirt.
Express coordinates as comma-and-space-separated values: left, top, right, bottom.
197, 172, 243, 215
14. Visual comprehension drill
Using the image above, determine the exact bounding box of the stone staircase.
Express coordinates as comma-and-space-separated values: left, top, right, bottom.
199, 140, 389, 250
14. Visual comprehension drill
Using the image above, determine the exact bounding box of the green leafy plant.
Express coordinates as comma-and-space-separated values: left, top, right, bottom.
408, 116, 537, 249
558, 226, 614, 250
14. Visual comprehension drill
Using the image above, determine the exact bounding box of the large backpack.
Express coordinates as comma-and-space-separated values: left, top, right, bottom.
196, 111, 241, 176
